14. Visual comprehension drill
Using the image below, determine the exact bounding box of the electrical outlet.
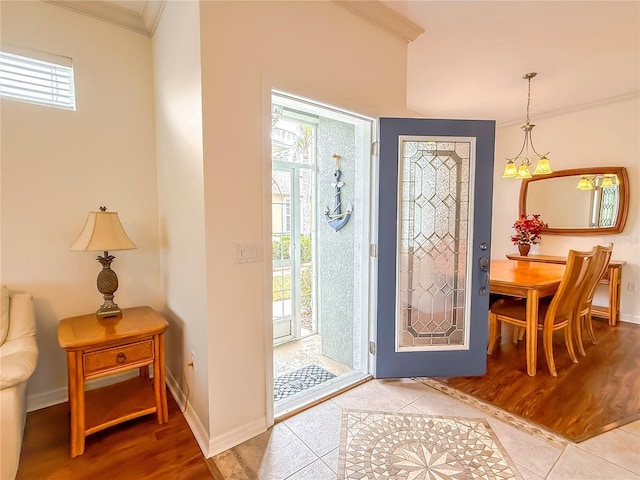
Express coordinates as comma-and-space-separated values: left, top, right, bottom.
628, 281, 637, 293
188, 351, 196, 371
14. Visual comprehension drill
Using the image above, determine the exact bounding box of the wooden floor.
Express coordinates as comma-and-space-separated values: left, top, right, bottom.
441, 317, 640, 442
17, 390, 215, 480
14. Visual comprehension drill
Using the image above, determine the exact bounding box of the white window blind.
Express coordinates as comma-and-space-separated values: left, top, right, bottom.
0, 49, 76, 110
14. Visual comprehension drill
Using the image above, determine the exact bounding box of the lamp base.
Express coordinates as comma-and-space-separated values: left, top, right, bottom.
97, 302, 122, 318
96, 252, 122, 318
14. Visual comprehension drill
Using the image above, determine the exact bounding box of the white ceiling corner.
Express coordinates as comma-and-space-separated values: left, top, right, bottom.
44, 0, 165, 36
140, 0, 164, 35
334, 0, 424, 43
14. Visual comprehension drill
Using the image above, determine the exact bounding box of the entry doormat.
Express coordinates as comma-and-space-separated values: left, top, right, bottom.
274, 364, 336, 402
338, 410, 522, 480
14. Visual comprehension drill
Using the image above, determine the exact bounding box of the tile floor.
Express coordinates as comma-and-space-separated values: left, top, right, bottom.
273, 334, 353, 378
212, 378, 640, 479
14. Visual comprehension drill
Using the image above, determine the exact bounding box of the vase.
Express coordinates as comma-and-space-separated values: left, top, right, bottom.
518, 243, 531, 256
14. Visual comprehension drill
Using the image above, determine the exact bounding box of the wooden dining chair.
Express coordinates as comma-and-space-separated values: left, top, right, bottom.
487, 247, 596, 377
574, 243, 614, 356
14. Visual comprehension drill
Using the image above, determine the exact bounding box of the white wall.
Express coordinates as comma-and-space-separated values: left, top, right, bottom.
196, 0, 416, 454
0, 1, 161, 408
492, 94, 640, 322
152, 0, 210, 442
1, 0, 418, 456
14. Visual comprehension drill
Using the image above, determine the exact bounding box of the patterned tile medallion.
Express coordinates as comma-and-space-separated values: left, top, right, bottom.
274, 364, 336, 402
338, 410, 522, 480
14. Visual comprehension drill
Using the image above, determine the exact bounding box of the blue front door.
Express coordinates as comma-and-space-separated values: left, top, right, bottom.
375, 118, 495, 378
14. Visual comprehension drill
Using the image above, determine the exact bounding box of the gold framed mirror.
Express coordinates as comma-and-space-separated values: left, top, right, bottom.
519, 166, 629, 235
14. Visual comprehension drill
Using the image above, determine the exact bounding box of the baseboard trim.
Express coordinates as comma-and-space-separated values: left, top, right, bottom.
27, 386, 67, 412
27, 370, 138, 412
620, 314, 640, 325
207, 416, 268, 458
164, 371, 267, 458
165, 370, 211, 457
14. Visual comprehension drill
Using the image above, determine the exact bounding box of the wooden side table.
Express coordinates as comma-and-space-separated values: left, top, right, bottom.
58, 306, 169, 457
505, 253, 626, 325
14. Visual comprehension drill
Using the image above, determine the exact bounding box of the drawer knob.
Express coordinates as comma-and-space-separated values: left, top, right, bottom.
116, 352, 127, 363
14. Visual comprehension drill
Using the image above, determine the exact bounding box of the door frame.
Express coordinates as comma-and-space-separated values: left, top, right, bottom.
265, 87, 378, 425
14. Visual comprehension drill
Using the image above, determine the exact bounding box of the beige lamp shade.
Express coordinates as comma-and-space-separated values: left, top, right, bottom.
70, 211, 136, 252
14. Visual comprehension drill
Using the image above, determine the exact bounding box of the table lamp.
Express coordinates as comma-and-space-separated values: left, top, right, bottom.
70, 206, 136, 318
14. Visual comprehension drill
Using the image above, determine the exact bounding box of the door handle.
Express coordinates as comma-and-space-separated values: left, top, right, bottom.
479, 257, 490, 295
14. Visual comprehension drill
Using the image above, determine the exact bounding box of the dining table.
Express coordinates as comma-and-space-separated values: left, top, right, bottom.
489, 259, 567, 376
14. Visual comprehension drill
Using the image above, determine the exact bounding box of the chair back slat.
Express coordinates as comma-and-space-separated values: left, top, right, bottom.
546, 247, 596, 324
578, 243, 614, 310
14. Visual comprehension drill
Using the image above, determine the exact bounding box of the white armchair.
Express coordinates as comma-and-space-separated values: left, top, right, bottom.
0, 287, 38, 480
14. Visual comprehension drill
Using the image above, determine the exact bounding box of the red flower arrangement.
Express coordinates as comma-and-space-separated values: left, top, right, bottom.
511, 214, 548, 245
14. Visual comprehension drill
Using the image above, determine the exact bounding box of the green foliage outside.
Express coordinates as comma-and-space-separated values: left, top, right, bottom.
272, 234, 312, 262
299, 235, 312, 263
272, 273, 291, 302
272, 235, 291, 261
272, 234, 313, 314
272, 265, 313, 313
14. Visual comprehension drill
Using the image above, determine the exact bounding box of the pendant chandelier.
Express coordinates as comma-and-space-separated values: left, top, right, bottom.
502, 72, 553, 179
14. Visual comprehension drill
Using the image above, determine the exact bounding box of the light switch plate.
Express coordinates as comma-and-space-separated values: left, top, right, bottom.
233, 243, 260, 264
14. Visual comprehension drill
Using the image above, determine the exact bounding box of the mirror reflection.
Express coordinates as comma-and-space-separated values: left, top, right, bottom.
519, 167, 629, 235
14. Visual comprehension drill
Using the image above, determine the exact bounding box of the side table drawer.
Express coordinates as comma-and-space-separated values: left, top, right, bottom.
84, 340, 154, 377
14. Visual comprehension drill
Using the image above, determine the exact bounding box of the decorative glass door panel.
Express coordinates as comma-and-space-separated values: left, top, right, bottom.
397, 138, 471, 351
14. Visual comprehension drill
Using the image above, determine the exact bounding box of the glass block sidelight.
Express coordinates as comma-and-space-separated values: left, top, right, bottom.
396, 138, 472, 350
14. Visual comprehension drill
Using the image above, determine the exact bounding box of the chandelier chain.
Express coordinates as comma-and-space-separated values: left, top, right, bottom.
526, 76, 532, 125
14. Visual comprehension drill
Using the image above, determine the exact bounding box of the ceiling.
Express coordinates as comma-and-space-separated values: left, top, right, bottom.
381, 1, 639, 124
47, 0, 639, 125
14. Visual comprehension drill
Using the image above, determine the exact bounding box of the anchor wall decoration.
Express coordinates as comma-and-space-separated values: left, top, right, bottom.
324, 154, 352, 232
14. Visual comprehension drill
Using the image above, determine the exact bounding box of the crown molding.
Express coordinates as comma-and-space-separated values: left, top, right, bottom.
141, 0, 165, 36
334, 0, 424, 43
43, 0, 165, 36
497, 90, 640, 128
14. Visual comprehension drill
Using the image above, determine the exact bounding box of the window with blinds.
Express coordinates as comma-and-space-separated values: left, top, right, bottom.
0, 49, 76, 110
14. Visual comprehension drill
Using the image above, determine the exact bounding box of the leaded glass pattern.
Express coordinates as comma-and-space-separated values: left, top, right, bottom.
397, 139, 472, 350
598, 186, 619, 227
